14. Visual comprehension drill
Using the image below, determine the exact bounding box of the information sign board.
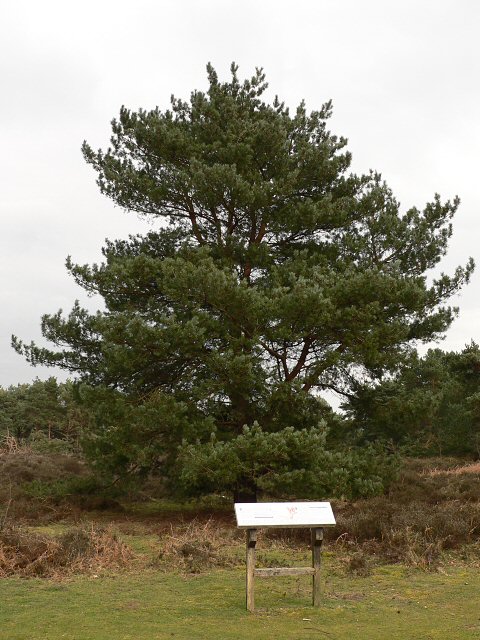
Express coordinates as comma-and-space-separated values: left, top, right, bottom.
234, 501, 336, 529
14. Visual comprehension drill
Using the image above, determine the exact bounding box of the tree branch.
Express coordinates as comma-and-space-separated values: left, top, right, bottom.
285, 337, 314, 381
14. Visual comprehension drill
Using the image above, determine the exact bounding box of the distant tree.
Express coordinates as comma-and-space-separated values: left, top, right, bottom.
344, 343, 480, 456
0, 378, 88, 445
0, 378, 65, 440
13, 64, 473, 498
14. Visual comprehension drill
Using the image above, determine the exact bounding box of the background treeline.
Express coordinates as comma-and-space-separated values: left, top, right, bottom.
0, 378, 89, 452
344, 342, 480, 457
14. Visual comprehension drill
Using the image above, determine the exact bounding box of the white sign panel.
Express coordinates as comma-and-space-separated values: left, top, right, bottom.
234, 501, 336, 529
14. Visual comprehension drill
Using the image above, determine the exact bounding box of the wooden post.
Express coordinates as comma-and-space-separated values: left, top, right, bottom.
311, 527, 323, 607
246, 528, 257, 612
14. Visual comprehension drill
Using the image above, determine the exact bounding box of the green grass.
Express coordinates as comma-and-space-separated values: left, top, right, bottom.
1, 564, 480, 639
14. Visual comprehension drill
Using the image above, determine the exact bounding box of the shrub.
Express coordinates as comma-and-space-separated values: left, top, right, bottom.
152, 519, 243, 573
28, 431, 74, 455
331, 459, 480, 569
178, 423, 399, 500
0, 524, 134, 578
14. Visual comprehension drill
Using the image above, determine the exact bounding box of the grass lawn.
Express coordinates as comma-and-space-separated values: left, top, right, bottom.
1, 563, 480, 639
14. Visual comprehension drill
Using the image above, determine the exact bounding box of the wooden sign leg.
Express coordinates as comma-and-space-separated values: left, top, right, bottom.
246, 528, 257, 612
312, 527, 323, 607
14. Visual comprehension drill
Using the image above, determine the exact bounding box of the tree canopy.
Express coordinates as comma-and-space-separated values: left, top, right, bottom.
13, 64, 473, 498
0, 378, 86, 444
345, 343, 480, 456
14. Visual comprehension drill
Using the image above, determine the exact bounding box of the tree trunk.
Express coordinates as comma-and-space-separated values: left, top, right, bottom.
234, 482, 257, 503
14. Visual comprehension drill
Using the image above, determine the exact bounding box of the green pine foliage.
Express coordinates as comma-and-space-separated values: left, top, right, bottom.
345, 343, 480, 456
12, 64, 473, 497
179, 422, 398, 499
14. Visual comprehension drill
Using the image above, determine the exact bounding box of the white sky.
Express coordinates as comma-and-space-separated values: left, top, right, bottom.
1, 0, 479, 388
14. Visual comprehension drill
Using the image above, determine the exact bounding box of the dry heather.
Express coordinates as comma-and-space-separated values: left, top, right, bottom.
2, 452, 480, 574
0, 449, 85, 485
0, 442, 92, 522
153, 518, 244, 573
425, 461, 480, 476
328, 459, 480, 570
0, 524, 134, 578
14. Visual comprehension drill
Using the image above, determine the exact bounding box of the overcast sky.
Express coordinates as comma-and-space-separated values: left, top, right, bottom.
1, 0, 479, 388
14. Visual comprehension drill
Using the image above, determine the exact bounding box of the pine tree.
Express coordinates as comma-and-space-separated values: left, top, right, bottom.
345, 343, 480, 456
13, 64, 473, 498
